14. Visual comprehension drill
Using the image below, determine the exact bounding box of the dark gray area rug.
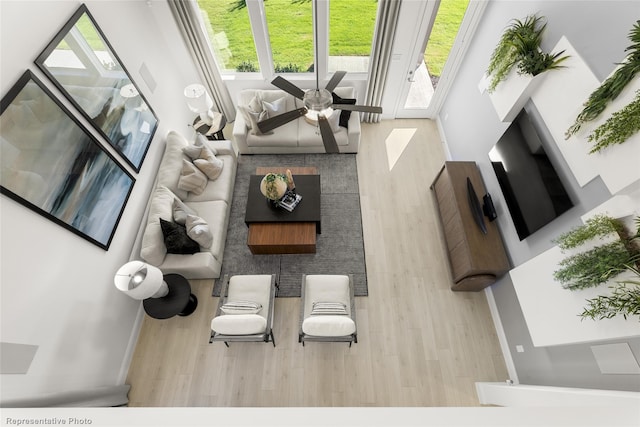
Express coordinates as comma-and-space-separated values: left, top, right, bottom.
213, 153, 367, 297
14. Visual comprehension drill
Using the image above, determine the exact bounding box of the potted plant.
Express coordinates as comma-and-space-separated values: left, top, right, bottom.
553, 215, 640, 291
565, 20, 640, 140
580, 264, 640, 321
486, 14, 568, 93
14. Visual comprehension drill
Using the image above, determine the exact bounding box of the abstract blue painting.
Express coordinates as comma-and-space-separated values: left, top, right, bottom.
0, 71, 135, 249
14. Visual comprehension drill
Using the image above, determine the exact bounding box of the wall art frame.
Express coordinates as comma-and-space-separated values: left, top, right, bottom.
35, 3, 158, 173
0, 70, 135, 250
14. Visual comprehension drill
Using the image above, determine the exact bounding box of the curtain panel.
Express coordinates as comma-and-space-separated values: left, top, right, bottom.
363, 0, 402, 123
168, 0, 236, 121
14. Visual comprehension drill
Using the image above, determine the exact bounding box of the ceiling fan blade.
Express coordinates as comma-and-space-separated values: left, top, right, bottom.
325, 71, 347, 92
318, 115, 339, 154
257, 107, 307, 133
332, 104, 383, 114
271, 76, 305, 100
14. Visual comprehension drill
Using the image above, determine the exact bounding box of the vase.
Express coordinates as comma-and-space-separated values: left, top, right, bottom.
260, 173, 287, 202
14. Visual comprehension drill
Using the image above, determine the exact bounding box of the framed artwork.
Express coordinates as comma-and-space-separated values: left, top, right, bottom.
35, 3, 158, 172
0, 70, 135, 250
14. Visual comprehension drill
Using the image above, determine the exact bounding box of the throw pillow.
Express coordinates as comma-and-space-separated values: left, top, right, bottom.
327, 109, 341, 133
177, 159, 208, 195
172, 197, 197, 225
193, 147, 224, 180
331, 92, 356, 128
261, 96, 286, 118
220, 300, 263, 315
238, 105, 271, 135
183, 135, 218, 160
159, 218, 200, 254
185, 214, 213, 248
310, 301, 348, 316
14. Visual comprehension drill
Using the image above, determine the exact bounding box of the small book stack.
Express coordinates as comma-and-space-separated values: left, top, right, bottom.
278, 192, 302, 212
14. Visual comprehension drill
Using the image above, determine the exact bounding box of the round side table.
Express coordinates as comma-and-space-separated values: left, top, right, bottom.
192, 111, 226, 140
143, 274, 198, 319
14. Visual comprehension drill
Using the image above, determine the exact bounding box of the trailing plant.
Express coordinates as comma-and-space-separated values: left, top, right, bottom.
553, 240, 638, 290
553, 215, 640, 291
565, 20, 640, 139
587, 90, 640, 153
580, 265, 640, 321
486, 14, 568, 92
553, 214, 624, 250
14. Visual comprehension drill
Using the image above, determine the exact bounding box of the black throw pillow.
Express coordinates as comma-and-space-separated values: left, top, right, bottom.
331, 92, 356, 128
160, 218, 200, 254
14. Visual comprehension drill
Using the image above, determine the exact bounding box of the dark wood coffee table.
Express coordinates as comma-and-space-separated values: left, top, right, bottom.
245, 167, 320, 255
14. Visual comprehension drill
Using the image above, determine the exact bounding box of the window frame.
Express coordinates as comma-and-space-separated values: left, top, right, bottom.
219, 0, 370, 85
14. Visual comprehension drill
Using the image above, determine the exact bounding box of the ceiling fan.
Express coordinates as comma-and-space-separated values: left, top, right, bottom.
256, 1, 382, 153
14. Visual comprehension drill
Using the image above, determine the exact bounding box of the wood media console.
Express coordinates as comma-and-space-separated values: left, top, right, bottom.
431, 161, 510, 291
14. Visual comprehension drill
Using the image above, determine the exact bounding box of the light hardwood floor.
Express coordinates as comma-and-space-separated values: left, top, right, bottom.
126, 119, 508, 407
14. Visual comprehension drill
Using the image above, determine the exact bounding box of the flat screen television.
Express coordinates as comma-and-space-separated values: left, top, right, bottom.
488, 109, 573, 240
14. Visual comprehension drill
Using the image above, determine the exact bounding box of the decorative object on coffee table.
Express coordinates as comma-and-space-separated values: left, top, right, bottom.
260, 173, 288, 202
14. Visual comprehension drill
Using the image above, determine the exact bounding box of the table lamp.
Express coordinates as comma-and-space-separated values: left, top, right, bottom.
184, 83, 214, 125
114, 261, 168, 300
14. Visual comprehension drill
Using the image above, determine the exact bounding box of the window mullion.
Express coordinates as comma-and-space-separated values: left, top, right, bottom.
247, 0, 274, 80
315, 0, 329, 85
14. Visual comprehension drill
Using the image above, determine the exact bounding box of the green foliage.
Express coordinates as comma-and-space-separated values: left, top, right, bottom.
424, 0, 470, 77
486, 14, 568, 93
580, 265, 640, 321
553, 215, 624, 250
236, 60, 258, 72
587, 90, 640, 153
274, 63, 304, 73
554, 241, 637, 291
517, 49, 569, 76
566, 20, 640, 139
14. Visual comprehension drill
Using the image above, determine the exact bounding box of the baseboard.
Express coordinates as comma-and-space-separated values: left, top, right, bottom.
117, 303, 145, 385
484, 286, 519, 384
435, 115, 453, 160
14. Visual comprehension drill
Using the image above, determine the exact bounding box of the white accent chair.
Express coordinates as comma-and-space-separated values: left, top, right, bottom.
299, 274, 357, 347
210, 274, 278, 347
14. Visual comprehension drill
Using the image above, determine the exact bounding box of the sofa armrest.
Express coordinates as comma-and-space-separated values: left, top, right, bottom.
346, 111, 361, 152
232, 114, 251, 153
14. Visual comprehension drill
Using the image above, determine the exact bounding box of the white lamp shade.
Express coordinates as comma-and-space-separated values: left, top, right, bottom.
114, 261, 167, 300
184, 83, 213, 113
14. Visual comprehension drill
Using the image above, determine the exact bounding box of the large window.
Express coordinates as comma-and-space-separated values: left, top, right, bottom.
197, 0, 260, 72
328, 0, 377, 73
196, 0, 376, 76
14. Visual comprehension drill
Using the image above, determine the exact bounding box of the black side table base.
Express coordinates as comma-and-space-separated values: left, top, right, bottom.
179, 294, 198, 317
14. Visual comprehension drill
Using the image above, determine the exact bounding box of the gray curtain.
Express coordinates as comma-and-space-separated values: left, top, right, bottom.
168, 0, 236, 121
363, 0, 402, 123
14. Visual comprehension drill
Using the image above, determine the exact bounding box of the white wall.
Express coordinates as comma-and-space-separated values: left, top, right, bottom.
0, 0, 201, 401
437, 0, 640, 391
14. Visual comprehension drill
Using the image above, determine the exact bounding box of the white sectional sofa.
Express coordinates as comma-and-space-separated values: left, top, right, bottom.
133, 131, 236, 279
232, 86, 361, 154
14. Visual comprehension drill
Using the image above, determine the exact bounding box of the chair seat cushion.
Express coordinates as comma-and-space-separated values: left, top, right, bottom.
302, 315, 356, 337
211, 314, 267, 335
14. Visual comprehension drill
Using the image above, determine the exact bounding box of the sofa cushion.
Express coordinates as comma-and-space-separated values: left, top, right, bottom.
140, 186, 176, 265
302, 315, 356, 337
185, 154, 235, 204
211, 314, 267, 335
247, 120, 298, 147
160, 218, 200, 254
185, 214, 213, 248
298, 119, 348, 147
183, 135, 217, 159
156, 131, 190, 200
177, 159, 208, 195
238, 105, 270, 135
